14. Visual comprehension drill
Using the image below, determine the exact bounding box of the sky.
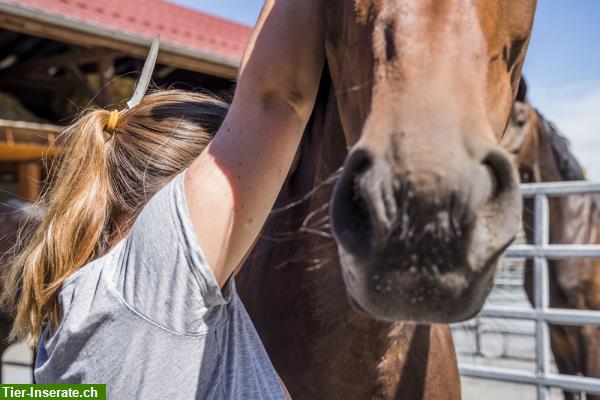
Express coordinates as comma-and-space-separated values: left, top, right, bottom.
170, 0, 600, 179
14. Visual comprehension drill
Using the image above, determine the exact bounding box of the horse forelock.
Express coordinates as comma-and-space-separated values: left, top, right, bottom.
536, 110, 585, 181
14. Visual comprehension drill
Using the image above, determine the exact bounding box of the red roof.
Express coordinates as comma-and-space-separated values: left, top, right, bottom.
1, 0, 252, 63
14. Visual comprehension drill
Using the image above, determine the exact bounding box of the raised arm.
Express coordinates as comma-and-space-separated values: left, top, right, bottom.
185, 0, 324, 287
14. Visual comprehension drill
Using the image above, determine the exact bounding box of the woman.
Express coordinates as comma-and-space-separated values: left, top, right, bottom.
1, 0, 324, 398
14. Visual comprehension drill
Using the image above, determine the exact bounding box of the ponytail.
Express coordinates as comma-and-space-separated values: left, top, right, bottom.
3, 109, 115, 343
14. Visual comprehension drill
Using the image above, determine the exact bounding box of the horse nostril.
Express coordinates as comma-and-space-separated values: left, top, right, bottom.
331, 149, 374, 259
482, 150, 516, 200
346, 149, 373, 178
483, 161, 499, 198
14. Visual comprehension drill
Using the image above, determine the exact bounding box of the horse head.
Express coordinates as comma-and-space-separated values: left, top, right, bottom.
502, 77, 585, 184
322, 0, 536, 323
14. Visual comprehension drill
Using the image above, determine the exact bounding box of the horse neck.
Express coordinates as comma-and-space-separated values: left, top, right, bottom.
522, 115, 595, 245
282, 79, 458, 399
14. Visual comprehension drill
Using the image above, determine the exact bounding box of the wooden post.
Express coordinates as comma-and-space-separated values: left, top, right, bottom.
98, 56, 115, 107
17, 161, 41, 202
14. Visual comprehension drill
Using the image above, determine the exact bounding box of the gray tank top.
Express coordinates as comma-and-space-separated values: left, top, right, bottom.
35, 171, 288, 399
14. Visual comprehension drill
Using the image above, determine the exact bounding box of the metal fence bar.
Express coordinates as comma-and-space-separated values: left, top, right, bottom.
506, 244, 600, 258
533, 194, 551, 400
481, 306, 600, 325
1, 361, 33, 368
460, 365, 600, 395
520, 181, 600, 197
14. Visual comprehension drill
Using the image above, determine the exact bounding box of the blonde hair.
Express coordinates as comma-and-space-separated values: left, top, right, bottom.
1, 90, 228, 344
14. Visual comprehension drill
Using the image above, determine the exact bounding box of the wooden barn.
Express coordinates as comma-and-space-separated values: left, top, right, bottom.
0, 0, 250, 202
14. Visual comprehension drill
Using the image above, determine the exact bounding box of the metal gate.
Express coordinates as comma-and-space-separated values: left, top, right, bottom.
460, 181, 600, 399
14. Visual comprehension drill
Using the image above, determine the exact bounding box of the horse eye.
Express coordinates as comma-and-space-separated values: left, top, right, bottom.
519, 165, 534, 183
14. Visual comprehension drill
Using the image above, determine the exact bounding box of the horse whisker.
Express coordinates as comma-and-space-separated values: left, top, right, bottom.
306, 256, 336, 272
302, 202, 330, 227
299, 227, 334, 239
271, 167, 342, 214
332, 79, 373, 98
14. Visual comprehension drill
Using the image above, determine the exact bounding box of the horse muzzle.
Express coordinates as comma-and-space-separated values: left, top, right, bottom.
330, 131, 522, 323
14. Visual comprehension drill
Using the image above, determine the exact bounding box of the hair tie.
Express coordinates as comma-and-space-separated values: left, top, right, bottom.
106, 110, 119, 132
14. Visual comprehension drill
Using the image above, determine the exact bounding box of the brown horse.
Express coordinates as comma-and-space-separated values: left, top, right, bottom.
0, 198, 43, 382
502, 79, 600, 400
237, 1, 536, 399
